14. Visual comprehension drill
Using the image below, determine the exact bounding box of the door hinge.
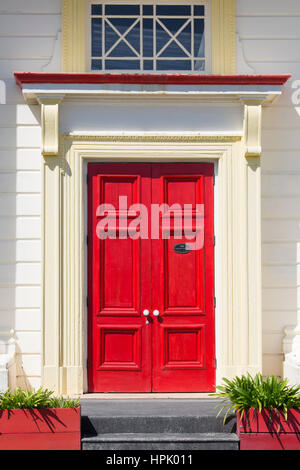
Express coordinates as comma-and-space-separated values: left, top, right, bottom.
213, 174, 215, 185
214, 297, 216, 308
215, 358, 217, 369
86, 235, 89, 245
86, 297, 89, 308
213, 235, 216, 246
86, 358, 89, 369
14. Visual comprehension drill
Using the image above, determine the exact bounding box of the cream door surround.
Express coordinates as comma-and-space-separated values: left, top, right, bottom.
15, 73, 289, 394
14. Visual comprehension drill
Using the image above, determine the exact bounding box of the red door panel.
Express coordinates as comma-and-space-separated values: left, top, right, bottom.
151, 164, 215, 392
88, 162, 215, 392
88, 163, 152, 392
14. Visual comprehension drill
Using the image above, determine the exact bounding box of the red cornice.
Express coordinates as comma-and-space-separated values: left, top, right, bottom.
14, 72, 291, 89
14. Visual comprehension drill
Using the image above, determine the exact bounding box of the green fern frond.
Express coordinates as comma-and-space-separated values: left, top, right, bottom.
210, 373, 300, 424
0, 388, 80, 410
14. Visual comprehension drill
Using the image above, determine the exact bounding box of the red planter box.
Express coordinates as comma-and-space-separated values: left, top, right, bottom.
237, 409, 300, 450
0, 407, 81, 450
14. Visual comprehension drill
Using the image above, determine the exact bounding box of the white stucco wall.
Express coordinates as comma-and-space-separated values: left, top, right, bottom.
0, 0, 61, 389
236, 0, 300, 377
0, 0, 299, 389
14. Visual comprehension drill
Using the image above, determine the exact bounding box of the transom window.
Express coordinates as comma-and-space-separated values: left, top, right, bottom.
89, 2, 209, 72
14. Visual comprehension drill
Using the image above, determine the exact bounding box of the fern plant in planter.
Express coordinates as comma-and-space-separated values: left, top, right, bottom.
0, 388, 81, 450
212, 374, 300, 450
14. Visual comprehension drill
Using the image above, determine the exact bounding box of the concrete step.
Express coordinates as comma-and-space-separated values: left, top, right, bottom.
82, 415, 236, 435
81, 432, 240, 450
80, 399, 239, 450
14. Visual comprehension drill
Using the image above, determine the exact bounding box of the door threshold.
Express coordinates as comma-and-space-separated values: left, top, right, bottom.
80, 393, 214, 399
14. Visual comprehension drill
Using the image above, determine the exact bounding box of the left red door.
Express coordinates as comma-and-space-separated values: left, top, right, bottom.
88, 163, 152, 392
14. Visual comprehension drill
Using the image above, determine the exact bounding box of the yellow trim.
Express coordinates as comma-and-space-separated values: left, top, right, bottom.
211, 0, 236, 74
62, 0, 86, 72
61, 0, 236, 74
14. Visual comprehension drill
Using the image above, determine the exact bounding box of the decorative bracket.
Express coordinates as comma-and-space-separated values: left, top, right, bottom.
240, 97, 267, 158
37, 95, 64, 156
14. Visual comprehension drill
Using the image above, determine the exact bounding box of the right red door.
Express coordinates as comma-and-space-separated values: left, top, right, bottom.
151, 163, 215, 392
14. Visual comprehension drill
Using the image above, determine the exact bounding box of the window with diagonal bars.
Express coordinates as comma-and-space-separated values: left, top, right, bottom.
90, 3, 208, 72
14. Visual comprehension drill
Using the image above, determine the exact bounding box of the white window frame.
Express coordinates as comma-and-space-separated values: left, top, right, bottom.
86, 0, 211, 73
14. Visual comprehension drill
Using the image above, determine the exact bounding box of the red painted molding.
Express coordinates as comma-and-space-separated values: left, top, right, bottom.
14, 72, 291, 89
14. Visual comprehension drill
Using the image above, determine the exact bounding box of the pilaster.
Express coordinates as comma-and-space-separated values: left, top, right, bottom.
62, 0, 86, 72
211, 0, 236, 74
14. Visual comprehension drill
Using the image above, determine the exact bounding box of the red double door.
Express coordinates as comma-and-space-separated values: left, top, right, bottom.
88, 163, 215, 392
